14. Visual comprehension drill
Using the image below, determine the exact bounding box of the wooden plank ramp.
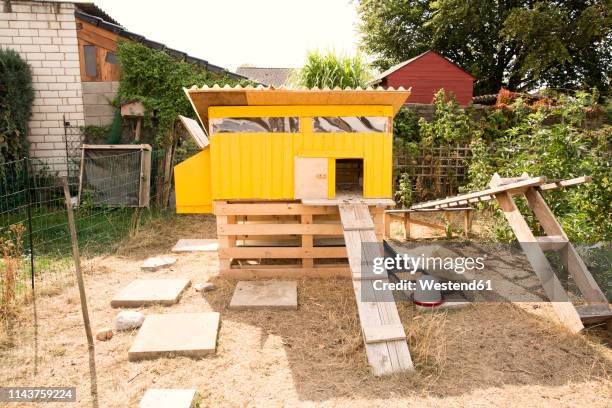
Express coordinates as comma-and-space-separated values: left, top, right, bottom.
338, 203, 414, 376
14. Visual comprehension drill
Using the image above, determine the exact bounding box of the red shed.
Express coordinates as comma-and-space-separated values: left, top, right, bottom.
370, 51, 475, 105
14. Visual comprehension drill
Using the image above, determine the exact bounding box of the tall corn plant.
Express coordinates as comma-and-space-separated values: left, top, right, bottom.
292, 50, 371, 89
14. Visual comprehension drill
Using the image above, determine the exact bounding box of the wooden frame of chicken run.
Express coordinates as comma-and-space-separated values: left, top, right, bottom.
406, 173, 611, 333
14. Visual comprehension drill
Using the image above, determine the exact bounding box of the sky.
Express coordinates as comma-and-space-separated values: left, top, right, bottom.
92, 0, 362, 72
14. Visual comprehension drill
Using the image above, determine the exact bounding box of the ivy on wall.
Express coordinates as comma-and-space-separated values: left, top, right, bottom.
116, 41, 249, 149
0, 48, 34, 164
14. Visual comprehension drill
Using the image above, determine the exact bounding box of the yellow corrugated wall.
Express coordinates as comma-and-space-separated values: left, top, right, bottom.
174, 149, 213, 213
208, 105, 393, 200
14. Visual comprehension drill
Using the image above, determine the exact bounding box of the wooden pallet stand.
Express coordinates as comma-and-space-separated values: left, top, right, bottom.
214, 200, 385, 279
410, 173, 611, 333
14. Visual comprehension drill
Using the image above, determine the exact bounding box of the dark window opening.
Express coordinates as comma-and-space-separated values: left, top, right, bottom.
84, 45, 97, 77
105, 51, 118, 65
335, 159, 363, 197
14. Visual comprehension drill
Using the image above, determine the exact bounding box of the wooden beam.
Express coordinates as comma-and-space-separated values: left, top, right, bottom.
219, 265, 350, 279
404, 212, 411, 240
386, 207, 474, 213
343, 218, 375, 231
362, 324, 407, 344
576, 305, 612, 325
214, 201, 339, 215
539, 176, 592, 191
218, 246, 347, 259
411, 176, 547, 209
535, 235, 568, 251
301, 214, 314, 268
218, 223, 343, 236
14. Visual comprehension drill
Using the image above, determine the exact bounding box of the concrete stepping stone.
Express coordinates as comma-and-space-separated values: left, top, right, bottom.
229, 280, 297, 310
128, 312, 220, 361
111, 279, 191, 308
172, 239, 218, 252
141, 256, 177, 271
440, 292, 471, 310
139, 389, 197, 408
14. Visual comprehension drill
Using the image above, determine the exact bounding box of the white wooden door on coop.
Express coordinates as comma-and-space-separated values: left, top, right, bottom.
294, 157, 328, 199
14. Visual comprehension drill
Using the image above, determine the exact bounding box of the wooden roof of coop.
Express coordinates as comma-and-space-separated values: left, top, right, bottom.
183, 85, 412, 130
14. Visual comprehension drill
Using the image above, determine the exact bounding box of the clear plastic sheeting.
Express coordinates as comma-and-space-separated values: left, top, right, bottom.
313, 116, 388, 133
211, 117, 300, 133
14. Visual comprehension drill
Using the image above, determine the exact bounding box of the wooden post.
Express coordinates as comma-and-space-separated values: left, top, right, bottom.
134, 118, 142, 142
463, 209, 470, 238
301, 214, 314, 268
384, 212, 391, 238
404, 212, 411, 240
62, 178, 99, 408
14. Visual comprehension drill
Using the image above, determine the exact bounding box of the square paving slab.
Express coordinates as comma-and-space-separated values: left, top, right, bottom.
111, 279, 191, 308
128, 312, 220, 361
139, 388, 197, 408
172, 239, 218, 252
140, 256, 177, 271
229, 280, 297, 310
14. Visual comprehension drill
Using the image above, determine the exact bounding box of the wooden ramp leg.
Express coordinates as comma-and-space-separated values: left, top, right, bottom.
496, 192, 584, 333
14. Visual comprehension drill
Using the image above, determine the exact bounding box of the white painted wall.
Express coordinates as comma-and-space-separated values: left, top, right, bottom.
0, 0, 85, 164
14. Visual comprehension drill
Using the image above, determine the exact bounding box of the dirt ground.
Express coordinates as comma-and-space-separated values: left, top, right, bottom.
1, 214, 611, 407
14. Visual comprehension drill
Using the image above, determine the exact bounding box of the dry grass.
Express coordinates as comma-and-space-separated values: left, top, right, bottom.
0, 213, 610, 407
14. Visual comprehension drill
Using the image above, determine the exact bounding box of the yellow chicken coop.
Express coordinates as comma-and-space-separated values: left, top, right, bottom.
175, 85, 415, 375
175, 85, 410, 278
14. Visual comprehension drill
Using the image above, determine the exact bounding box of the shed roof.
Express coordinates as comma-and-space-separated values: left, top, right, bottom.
369, 50, 476, 85
184, 85, 411, 130
74, 4, 245, 80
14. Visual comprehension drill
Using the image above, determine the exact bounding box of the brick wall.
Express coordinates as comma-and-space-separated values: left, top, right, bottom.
82, 81, 118, 126
0, 0, 84, 165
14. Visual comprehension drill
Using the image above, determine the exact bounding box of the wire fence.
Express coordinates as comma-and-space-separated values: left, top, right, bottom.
0, 148, 171, 314
393, 144, 473, 201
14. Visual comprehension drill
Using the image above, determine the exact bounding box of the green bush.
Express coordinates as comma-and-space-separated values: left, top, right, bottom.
395, 173, 413, 208
292, 50, 371, 89
466, 91, 611, 243
393, 106, 420, 148
419, 90, 473, 145
0, 48, 34, 164
116, 41, 249, 148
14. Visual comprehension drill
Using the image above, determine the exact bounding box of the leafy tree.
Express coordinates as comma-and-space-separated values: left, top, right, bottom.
0, 48, 34, 164
357, 0, 612, 95
292, 50, 371, 89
